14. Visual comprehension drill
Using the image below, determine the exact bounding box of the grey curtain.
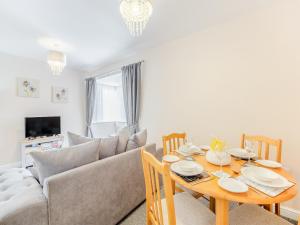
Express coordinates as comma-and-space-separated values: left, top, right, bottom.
122, 62, 142, 134
85, 78, 96, 137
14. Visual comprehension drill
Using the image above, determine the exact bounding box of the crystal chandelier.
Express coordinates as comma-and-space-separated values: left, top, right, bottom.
120, 0, 153, 36
47, 51, 66, 76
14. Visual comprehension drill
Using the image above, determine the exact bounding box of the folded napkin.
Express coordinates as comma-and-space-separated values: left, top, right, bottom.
237, 175, 295, 197
175, 171, 210, 185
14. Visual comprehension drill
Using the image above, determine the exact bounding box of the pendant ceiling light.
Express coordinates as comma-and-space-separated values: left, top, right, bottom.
120, 0, 153, 37
47, 50, 66, 76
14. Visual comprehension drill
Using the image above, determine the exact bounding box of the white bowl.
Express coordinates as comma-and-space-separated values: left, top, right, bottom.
171, 161, 204, 176
255, 169, 279, 182
179, 161, 197, 172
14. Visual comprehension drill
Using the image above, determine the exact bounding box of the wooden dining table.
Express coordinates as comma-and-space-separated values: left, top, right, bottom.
169, 152, 298, 225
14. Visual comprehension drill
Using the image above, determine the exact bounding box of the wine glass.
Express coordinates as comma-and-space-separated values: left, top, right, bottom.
185, 136, 194, 161
215, 151, 224, 173
245, 141, 254, 166
186, 136, 193, 147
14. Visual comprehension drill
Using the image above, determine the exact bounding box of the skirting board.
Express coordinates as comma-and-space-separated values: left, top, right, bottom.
0, 161, 21, 169
281, 206, 300, 221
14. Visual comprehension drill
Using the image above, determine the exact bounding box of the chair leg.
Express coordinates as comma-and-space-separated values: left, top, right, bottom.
209, 197, 216, 213
275, 203, 280, 216
146, 212, 152, 225
171, 180, 176, 194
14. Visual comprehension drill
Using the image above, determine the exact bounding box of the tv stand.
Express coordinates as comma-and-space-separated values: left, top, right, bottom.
21, 135, 64, 168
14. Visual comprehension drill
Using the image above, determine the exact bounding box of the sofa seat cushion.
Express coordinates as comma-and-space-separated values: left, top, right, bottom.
0, 168, 48, 225
229, 204, 291, 225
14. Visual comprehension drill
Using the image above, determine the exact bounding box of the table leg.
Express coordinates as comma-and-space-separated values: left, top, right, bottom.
275, 203, 280, 216
215, 198, 229, 225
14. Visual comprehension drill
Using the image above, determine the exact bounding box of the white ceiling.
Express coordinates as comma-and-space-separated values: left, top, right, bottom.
0, 0, 274, 71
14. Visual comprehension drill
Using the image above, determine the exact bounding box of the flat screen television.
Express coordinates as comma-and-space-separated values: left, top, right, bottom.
25, 116, 61, 138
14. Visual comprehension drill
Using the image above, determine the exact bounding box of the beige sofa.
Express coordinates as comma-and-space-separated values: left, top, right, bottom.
0, 144, 162, 225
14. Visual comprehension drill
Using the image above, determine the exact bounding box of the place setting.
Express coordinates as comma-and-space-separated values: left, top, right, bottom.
170, 160, 213, 185
175, 137, 205, 157
236, 166, 295, 197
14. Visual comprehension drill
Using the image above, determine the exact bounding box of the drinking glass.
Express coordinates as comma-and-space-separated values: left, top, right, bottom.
216, 151, 224, 172
245, 141, 254, 165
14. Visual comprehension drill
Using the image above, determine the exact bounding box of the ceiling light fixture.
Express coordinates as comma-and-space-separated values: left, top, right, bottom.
47, 51, 66, 76
120, 0, 153, 37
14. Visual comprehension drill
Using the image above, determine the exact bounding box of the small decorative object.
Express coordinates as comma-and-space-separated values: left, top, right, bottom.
206, 137, 231, 178
52, 87, 68, 103
120, 0, 153, 36
48, 50, 66, 76
17, 78, 40, 98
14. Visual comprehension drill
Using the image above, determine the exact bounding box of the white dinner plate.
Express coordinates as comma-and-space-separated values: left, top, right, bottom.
227, 148, 256, 159
218, 178, 249, 193
241, 166, 290, 188
171, 160, 204, 176
163, 155, 180, 163
255, 160, 282, 168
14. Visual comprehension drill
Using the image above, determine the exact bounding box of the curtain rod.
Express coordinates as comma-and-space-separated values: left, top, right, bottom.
85, 60, 144, 80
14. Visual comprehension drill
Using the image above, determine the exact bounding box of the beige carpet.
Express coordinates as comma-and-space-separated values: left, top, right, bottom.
118, 202, 146, 225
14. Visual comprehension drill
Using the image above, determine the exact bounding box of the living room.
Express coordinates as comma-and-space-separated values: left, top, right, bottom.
0, 1, 299, 225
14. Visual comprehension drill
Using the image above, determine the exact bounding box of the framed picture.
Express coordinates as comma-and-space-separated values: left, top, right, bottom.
17, 78, 40, 98
52, 86, 68, 103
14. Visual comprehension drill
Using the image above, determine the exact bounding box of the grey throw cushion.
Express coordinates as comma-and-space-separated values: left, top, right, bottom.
67, 131, 92, 146
67, 131, 119, 159
99, 136, 119, 159
30, 140, 100, 185
114, 127, 130, 154
126, 129, 147, 151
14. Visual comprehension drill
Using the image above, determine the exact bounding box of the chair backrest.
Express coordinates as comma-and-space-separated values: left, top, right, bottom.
162, 133, 186, 155
141, 148, 176, 225
240, 134, 282, 162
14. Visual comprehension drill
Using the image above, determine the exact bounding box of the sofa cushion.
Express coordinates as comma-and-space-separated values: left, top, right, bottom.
126, 129, 147, 151
114, 127, 130, 154
67, 131, 119, 159
99, 136, 119, 159
30, 140, 100, 185
67, 131, 92, 146
0, 168, 48, 225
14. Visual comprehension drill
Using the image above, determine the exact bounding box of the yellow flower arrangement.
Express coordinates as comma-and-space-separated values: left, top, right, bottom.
210, 138, 225, 152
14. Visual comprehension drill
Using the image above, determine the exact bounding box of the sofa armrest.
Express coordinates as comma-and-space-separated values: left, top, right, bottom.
43, 143, 157, 225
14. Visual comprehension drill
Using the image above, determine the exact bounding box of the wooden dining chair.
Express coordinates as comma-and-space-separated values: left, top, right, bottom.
240, 133, 282, 216
240, 133, 282, 162
141, 148, 215, 225
162, 132, 205, 199
162, 133, 186, 155
229, 204, 297, 225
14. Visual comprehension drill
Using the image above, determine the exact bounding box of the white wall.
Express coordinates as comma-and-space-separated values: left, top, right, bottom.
92, 1, 300, 211
0, 53, 84, 166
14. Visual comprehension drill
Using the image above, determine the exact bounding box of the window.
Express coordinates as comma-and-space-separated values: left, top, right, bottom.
93, 72, 126, 123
